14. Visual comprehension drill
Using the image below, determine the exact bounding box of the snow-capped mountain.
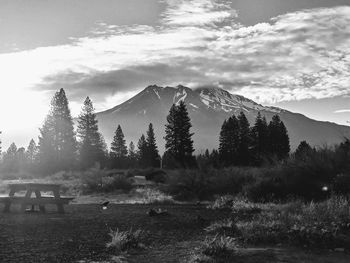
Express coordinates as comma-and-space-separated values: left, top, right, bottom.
97, 85, 350, 152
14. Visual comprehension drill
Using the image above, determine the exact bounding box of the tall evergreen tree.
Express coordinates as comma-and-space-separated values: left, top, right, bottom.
16, 147, 26, 171
210, 149, 220, 169
219, 119, 229, 165
77, 97, 106, 169
38, 88, 77, 172
219, 115, 240, 166
165, 101, 195, 167
196, 149, 212, 168
146, 123, 160, 168
110, 125, 127, 168
26, 139, 38, 165
237, 112, 251, 166
2, 143, 18, 172
268, 115, 290, 160
137, 134, 148, 168
294, 140, 313, 161
128, 141, 138, 167
250, 112, 269, 165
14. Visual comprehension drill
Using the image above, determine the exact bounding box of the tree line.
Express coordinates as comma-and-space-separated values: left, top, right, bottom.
197, 112, 290, 168
0, 88, 292, 174
0, 89, 195, 173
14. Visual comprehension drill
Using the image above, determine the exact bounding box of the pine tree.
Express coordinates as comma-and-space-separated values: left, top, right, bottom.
165, 101, 195, 167
219, 119, 229, 165
137, 134, 148, 168
77, 97, 106, 169
204, 149, 210, 160
3, 143, 18, 172
127, 141, 138, 167
294, 140, 313, 161
279, 121, 290, 159
146, 123, 160, 168
197, 149, 212, 168
110, 125, 128, 168
210, 149, 220, 169
26, 139, 38, 164
268, 115, 290, 160
38, 88, 77, 172
237, 112, 251, 166
250, 112, 269, 165
219, 115, 240, 166
16, 147, 26, 171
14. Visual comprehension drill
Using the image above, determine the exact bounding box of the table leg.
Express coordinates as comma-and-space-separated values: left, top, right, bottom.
34, 190, 46, 213
53, 189, 64, 214
21, 190, 33, 212
3, 189, 15, 212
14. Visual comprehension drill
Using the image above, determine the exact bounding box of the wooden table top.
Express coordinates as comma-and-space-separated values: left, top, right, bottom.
8, 183, 60, 191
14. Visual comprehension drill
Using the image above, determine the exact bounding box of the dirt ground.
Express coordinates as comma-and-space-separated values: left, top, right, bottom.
0, 204, 350, 263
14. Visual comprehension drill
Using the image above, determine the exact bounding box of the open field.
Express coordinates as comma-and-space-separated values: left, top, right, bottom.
1, 203, 350, 263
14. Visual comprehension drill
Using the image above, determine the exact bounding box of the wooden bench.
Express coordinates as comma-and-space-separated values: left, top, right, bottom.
0, 183, 74, 213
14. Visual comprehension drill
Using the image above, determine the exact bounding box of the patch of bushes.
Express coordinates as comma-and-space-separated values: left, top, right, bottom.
196, 235, 237, 262
81, 168, 133, 194
143, 168, 167, 184
236, 196, 350, 249
208, 195, 264, 219
165, 168, 254, 201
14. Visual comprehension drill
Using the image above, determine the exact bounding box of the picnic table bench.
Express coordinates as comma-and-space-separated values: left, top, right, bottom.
0, 183, 74, 213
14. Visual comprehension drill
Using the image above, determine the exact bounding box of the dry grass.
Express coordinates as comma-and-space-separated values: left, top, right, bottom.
106, 228, 145, 254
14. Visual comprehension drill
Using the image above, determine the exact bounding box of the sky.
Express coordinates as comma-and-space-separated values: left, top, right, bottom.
0, 0, 350, 149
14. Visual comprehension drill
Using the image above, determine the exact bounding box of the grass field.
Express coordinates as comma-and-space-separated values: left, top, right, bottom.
1, 203, 350, 263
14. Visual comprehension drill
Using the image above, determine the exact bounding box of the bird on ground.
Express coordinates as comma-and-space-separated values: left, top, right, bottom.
148, 208, 170, 217
101, 201, 110, 210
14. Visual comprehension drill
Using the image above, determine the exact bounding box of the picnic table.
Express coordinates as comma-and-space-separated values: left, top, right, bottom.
0, 183, 73, 213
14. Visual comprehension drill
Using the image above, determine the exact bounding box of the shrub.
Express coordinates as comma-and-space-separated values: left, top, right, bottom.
81, 168, 133, 194
207, 195, 235, 210
205, 219, 239, 237
102, 175, 133, 192
202, 235, 237, 259
106, 228, 145, 254
143, 169, 167, 183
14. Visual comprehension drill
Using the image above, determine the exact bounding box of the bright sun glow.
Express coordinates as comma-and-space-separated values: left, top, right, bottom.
0, 87, 48, 149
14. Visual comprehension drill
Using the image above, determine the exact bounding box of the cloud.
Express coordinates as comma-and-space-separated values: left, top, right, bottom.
1, 0, 350, 113
160, 0, 237, 26
334, 109, 350, 114
41, 62, 205, 101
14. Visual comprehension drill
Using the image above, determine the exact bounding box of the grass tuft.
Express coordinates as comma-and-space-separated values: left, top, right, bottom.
106, 228, 145, 254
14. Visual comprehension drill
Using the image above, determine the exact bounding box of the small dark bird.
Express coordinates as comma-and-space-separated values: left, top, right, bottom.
148, 208, 170, 217
101, 201, 110, 210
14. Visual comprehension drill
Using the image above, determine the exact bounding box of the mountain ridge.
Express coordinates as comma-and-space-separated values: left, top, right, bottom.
96, 85, 350, 153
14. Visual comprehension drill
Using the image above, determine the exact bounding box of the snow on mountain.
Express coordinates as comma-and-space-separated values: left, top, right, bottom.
96, 85, 350, 153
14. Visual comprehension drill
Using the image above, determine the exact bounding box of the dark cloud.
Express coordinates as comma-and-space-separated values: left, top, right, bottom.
38, 62, 207, 102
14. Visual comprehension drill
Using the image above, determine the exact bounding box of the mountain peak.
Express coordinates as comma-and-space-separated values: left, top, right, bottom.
96, 84, 350, 152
